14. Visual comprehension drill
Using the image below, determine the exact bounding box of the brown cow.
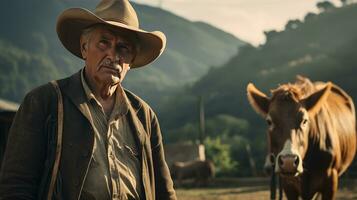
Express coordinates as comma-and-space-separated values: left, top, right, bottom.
171, 160, 215, 187
247, 76, 356, 200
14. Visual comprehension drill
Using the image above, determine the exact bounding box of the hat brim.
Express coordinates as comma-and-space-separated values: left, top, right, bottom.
56, 8, 166, 68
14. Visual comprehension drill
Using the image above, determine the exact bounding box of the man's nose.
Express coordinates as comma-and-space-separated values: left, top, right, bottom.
107, 46, 117, 60
107, 48, 123, 64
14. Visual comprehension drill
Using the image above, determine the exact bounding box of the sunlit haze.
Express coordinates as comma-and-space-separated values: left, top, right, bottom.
132, 0, 341, 46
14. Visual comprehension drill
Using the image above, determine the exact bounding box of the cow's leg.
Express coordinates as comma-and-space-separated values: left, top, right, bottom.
284, 187, 299, 200
282, 180, 300, 200
321, 168, 338, 200
176, 175, 182, 188
301, 172, 321, 200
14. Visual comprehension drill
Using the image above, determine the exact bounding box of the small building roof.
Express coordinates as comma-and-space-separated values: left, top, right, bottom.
0, 98, 19, 112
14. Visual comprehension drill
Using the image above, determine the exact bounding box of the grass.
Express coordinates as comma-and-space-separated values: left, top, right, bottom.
175, 178, 357, 200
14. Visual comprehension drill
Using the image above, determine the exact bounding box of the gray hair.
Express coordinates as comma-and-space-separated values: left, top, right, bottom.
81, 25, 98, 49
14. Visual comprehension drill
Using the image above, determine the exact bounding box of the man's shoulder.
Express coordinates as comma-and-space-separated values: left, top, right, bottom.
18, 82, 57, 114
25, 82, 56, 100
26, 73, 73, 97
56, 71, 80, 89
124, 89, 153, 112
23, 71, 79, 104
124, 89, 149, 107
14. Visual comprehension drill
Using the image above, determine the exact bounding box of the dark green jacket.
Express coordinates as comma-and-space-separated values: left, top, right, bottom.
0, 71, 176, 200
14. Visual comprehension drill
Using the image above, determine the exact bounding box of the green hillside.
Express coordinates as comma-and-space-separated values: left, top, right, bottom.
160, 3, 357, 176
163, 3, 357, 129
0, 0, 245, 106
192, 3, 357, 121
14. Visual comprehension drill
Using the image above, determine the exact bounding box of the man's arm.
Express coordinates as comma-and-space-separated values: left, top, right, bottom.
0, 86, 52, 199
149, 112, 177, 200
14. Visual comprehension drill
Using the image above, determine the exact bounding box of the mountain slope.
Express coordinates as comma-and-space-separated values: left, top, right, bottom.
161, 3, 357, 132
0, 0, 245, 105
157, 4, 357, 176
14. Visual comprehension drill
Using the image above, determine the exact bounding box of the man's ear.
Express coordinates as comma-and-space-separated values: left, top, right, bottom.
247, 83, 270, 117
301, 82, 332, 116
80, 36, 87, 59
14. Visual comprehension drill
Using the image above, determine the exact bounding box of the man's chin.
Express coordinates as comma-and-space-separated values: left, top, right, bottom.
97, 77, 120, 86
112, 76, 122, 84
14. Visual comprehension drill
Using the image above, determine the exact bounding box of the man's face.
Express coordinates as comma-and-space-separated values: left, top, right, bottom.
80, 25, 136, 86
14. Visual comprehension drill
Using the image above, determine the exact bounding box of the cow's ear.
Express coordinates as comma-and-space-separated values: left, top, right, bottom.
247, 83, 270, 117
302, 82, 332, 116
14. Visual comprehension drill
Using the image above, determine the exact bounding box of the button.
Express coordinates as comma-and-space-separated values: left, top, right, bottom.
108, 151, 114, 159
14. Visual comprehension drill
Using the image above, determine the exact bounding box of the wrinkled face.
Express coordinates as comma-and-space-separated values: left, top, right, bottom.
80, 25, 136, 86
267, 98, 310, 176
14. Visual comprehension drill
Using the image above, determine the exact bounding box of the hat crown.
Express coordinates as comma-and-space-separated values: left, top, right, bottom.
95, 0, 139, 28
57, 0, 166, 68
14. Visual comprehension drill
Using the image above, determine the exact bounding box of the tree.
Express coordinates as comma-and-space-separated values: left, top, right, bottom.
316, 1, 336, 12
264, 30, 279, 41
204, 137, 237, 176
285, 19, 302, 30
304, 12, 317, 22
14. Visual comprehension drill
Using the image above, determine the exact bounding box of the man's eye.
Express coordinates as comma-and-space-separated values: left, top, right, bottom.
99, 40, 109, 47
117, 44, 130, 53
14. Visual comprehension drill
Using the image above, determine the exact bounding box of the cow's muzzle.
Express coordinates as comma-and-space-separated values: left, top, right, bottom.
276, 153, 302, 176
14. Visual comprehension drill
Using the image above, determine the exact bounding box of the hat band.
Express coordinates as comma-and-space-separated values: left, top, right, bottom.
105, 20, 139, 30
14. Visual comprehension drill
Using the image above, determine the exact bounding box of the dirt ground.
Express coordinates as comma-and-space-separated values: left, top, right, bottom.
176, 178, 357, 200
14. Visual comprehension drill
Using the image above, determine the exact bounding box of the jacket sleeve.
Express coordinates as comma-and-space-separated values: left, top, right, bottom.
0, 85, 53, 199
149, 111, 177, 200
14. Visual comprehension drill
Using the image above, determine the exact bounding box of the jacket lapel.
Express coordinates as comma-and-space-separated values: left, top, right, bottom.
60, 70, 93, 125
125, 96, 152, 200
127, 102, 147, 148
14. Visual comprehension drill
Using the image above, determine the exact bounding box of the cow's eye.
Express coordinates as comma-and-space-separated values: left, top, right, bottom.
301, 118, 308, 127
266, 118, 273, 126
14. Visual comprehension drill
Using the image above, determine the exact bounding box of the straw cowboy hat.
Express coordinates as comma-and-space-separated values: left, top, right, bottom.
56, 0, 166, 68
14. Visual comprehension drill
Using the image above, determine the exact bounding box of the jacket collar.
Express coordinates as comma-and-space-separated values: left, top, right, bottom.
60, 69, 147, 147
61, 70, 93, 124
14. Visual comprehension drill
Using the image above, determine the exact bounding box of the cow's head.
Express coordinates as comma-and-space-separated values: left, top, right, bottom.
247, 82, 332, 177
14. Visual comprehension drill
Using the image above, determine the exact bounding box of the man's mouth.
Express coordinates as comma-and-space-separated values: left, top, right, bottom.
101, 65, 122, 73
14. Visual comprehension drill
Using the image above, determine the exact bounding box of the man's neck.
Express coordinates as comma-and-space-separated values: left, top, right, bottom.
97, 83, 117, 101
84, 70, 118, 115
93, 83, 118, 117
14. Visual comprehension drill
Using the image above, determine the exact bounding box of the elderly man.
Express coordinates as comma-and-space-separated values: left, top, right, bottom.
0, 0, 176, 199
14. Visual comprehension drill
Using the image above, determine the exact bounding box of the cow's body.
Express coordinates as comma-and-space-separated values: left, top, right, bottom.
171, 160, 215, 187
247, 76, 356, 200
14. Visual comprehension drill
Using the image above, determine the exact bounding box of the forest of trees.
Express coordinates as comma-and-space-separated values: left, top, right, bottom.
158, 2, 357, 176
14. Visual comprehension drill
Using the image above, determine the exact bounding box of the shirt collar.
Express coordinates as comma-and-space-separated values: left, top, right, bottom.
81, 68, 129, 120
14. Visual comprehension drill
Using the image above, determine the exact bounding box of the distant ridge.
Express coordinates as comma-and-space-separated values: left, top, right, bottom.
0, 0, 245, 105
160, 3, 357, 131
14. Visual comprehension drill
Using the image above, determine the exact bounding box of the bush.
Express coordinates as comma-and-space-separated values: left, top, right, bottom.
204, 137, 238, 177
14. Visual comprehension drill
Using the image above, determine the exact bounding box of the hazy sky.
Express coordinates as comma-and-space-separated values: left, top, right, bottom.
132, 0, 341, 45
